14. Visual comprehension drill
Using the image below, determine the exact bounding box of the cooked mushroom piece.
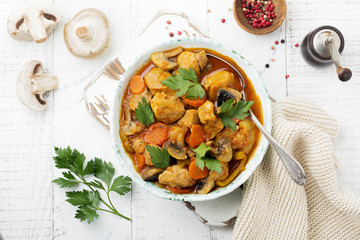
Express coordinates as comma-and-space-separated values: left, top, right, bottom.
150, 47, 183, 70
64, 8, 110, 58
196, 176, 215, 194
217, 87, 242, 106
209, 137, 233, 162
16, 60, 58, 111
7, 2, 62, 43
162, 126, 188, 160
121, 105, 145, 136
141, 166, 164, 182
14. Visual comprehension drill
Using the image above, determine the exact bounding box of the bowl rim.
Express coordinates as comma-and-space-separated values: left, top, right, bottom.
110, 37, 272, 201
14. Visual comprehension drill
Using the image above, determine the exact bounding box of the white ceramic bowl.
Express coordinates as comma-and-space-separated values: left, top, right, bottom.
110, 37, 271, 201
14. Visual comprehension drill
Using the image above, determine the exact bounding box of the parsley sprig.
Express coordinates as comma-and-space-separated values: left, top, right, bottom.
217, 99, 254, 131
52, 146, 131, 223
191, 143, 223, 173
145, 145, 170, 169
161, 68, 206, 100
135, 97, 154, 127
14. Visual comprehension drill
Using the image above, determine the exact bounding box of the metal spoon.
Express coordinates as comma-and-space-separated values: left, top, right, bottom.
206, 53, 306, 186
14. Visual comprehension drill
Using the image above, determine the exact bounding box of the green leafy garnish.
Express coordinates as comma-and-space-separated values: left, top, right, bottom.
135, 97, 154, 127
52, 146, 131, 223
217, 99, 254, 131
161, 68, 206, 100
191, 143, 223, 173
144, 145, 170, 169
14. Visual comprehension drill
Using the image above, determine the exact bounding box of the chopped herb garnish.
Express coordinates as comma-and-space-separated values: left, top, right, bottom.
145, 145, 170, 169
217, 99, 254, 131
135, 97, 154, 127
191, 143, 223, 173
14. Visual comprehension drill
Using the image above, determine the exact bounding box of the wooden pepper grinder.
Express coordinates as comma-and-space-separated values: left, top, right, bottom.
301, 26, 352, 82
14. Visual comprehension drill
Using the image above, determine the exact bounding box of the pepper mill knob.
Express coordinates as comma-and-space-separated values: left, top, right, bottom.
301, 26, 352, 81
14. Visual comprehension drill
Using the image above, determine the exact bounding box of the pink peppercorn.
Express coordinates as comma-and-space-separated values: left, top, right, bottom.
166, 20, 171, 25
169, 32, 174, 37
285, 74, 290, 79
177, 31, 182, 35
221, 18, 226, 23
275, 40, 279, 45
295, 43, 300, 47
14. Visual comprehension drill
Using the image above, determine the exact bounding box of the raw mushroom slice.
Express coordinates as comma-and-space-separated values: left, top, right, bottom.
16, 60, 58, 111
150, 47, 183, 70
64, 8, 110, 58
7, 2, 62, 43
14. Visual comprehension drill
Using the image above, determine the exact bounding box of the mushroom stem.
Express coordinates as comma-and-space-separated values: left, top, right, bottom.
25, 14, 47, 43
32, 75, 58, 94
76, 26, 94, 42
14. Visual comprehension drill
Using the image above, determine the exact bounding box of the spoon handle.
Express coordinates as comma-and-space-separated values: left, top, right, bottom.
249, 111, 306, 186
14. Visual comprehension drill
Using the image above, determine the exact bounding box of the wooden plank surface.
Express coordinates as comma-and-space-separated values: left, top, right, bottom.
0, 0, 359, 239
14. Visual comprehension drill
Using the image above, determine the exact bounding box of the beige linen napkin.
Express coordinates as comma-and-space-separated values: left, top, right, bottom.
233, 97, 360, 239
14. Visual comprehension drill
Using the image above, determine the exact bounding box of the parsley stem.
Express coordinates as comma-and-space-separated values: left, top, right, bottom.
98, 208, 131, 221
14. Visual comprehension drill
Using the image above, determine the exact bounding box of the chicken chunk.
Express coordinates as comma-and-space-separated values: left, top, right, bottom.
204, 117, 224, 140
163, 125, 188, 160
198, 100, 216, 124
129, 90, 152, 111
144, 67, 174, 95
177, 50, 208, 75
144, 144, 161, 165
159, 165, 196, 188
132, 138, 145, 154
177, 110, 200, 128
151, 92, 185, 123
204, 70, 236, 101
210, 162, 229, 181
121, 105, 145, 136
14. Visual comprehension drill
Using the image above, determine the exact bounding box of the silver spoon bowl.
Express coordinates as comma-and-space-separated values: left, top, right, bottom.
207, 53, 306, 186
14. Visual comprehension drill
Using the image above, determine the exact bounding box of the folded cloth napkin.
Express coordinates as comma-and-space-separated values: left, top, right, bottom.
233, 97, 360, 240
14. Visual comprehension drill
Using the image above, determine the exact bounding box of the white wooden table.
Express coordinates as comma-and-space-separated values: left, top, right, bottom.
1, 0, 359, 239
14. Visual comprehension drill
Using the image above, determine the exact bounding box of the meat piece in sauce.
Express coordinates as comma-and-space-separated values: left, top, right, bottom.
163, 125, 188, 160
177, 50, 208, 75
218, 119, 256, 154
177, 109, 200, 128
129, 89, 152, 111
121, 105, 145, 136
204, 116, 224, 140
144, 67, 175, 95
210, 162, 229, 181
198, 100, 216, 125
204, 70, 237, 101
158, 165, 196, 188
151, 92, 185, 123
132, 138, 145, 154
143, 144, 161, 165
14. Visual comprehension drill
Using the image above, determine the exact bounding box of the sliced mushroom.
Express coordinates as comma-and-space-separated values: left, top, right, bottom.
64, 8, 110, 58
150, 47, 183, 70
16, 60, 58, 111
7, 2, 62, 43
141, 166, 164, 182
210, 137, 233, 162
121, 105, 145, 136
217, 87, 242, 106
196, 176, 215, 194
162, 126, 187, 159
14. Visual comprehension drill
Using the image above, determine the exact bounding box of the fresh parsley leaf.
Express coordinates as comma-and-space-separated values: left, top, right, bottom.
94, 158, 115, 187
75, 206, 99, 224
52, 171, 80, 188
191, 143, 223, 173
135, 97, 154, 127
161, 68, 206, 100
110, 176, 132, 195
217, 99, 254, 131
144, 145, 170, 169
66, 190, 100, 208
88, 180, 105, 190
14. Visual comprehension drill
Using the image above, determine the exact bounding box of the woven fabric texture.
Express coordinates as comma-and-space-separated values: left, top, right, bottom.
233, 97, 360, 240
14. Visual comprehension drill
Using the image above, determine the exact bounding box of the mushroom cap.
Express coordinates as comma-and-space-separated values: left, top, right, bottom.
16, 60, 58, 111
64, 8, 110, 58
7, 2, 62, 43
150, 47, 183, 70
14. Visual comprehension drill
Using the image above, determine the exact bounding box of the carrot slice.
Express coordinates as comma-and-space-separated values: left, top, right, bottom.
134, 153, 146, 172
166, 185, 193, 194
182, 95, 207, 107
188, 159, 209, 180
130, 75, 146, 94
144, 122, 168, 145
185, 125, 205, 149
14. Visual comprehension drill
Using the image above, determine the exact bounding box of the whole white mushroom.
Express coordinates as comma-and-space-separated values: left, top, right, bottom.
64, 8, 111, 58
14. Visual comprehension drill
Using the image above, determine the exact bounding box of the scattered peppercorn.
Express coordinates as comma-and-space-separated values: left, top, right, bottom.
242, 0, 276, 29
265, 64, 270, 68
275, 40, 279, 45
271, 46, 275, 50
281, 39, 285, 43
295, 43, 299, 47
285, 74, 290, 79
271, 58, 275, 62
169, 32, 174, 37
166, 20, 171, 25
221, 18, 226, 23
177, 31, 182, 36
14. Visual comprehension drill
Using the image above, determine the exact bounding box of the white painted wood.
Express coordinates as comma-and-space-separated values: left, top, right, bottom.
0, 0, 359, 239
